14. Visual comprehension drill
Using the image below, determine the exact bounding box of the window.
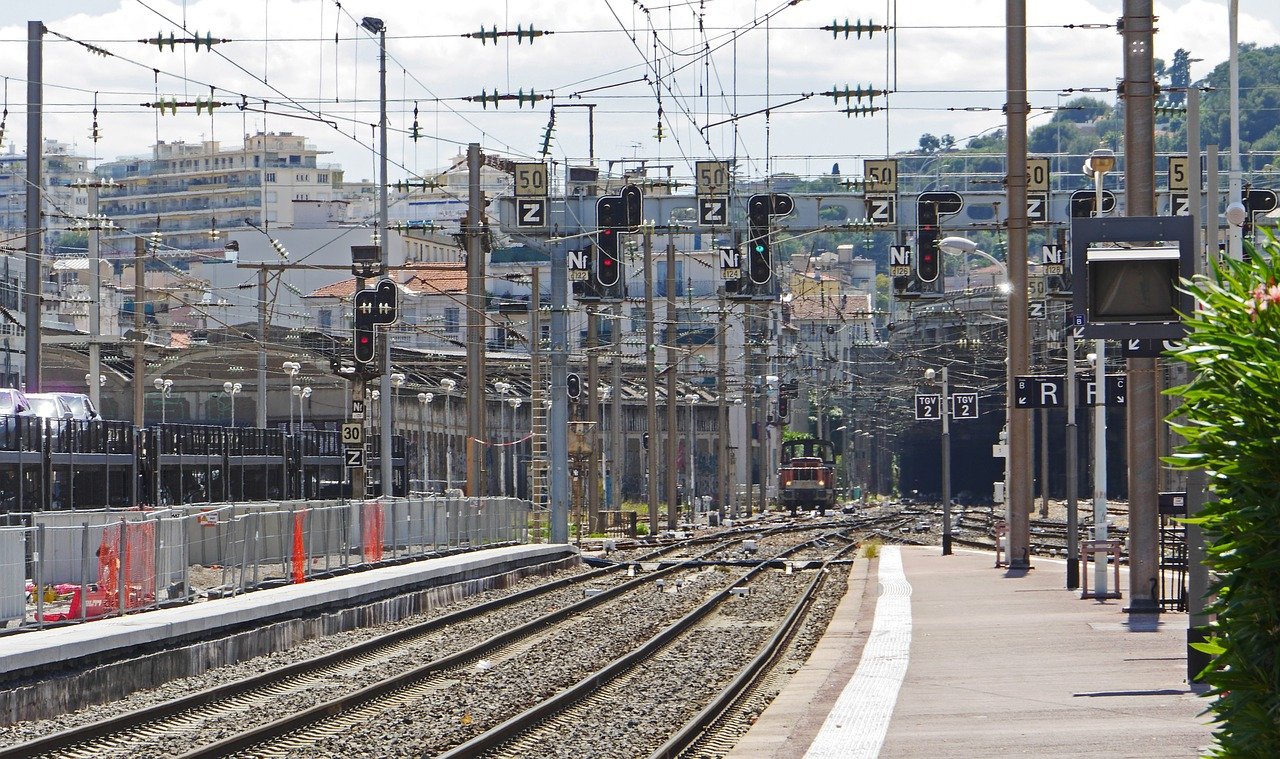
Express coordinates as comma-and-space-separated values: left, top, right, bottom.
444, 307, 461, 334
264, 172, 276, 182
317, 173, 329, 184
318, 309, 332, 332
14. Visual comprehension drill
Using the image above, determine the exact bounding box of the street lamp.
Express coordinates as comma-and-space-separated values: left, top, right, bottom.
684, 393, 698, 511
424, 391, 440, 491
495, 381, 511, 496
223, 381, 242, 427
440, 378, 456, 492
508, 396, 522, 498
292, 385, 311, 428
1083, 145, 1115, 598
938, 236, 1010, 292
924, 367, 952, 556
283, 361, 300, 433
153, 378, 173, 424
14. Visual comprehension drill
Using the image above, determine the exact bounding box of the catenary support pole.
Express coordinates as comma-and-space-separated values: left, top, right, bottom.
465, 143, 487, 495
548, 239, 569, 543
643, 226, 659, 532
1004, 0, 1033, 570
1122, 0, 1161, 613
664, 231, 679, 530
24, 21, 43, 393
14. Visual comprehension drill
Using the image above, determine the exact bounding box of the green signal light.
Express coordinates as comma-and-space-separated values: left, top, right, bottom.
754, 244, 765, 253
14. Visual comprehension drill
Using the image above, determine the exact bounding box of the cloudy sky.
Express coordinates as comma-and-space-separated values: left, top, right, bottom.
0, 1, 1275, 184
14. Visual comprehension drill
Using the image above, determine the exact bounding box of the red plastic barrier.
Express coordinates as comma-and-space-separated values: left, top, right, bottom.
291, 510, 308, 584
361, 501, 384, 563
99, 521, 156, 611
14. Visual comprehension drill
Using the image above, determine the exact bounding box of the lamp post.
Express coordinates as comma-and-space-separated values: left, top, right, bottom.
292, 386, 311, 428
495, 381, 511, 496
685, 393, 698, 511
440, 378, 456, 492
508, 396, 521, 498
223, 381, 242, 427
153, 378, 172, 425
417, 392, 431, 492
937, 236, 1010, 554
925, 368, 952, 555
283, 361, 300, 432
152, 377, 173, 506
1083, 145, 1116, 598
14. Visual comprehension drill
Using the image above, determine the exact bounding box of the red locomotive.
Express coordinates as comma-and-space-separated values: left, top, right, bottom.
779, 437, 837, 515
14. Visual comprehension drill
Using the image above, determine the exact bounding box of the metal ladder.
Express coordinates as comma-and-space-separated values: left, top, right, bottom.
528, 386, 549, 541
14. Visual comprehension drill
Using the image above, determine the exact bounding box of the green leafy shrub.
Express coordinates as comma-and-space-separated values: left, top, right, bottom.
1166, 239, 1280, 756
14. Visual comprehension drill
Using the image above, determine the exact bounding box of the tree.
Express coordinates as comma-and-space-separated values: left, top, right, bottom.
918, 133, 941, 153
1197, 44, 1280, 152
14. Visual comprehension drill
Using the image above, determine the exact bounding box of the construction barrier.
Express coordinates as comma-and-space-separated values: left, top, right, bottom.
0, 495, 530, 630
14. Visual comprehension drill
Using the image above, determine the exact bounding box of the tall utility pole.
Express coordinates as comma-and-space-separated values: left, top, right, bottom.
132, 238, 145, 428
86, 183, 103, 412
1122, 0, 1161, 613
529, 266, 542, 507
1004, 0, 1033, 570
373, 18, 393, 499
1186, 88, 1211, 678
664, 230, 679, 529
24, 21, 43, 393
610, 302, 623, 514
742, 304, 755, 517
586, 304, 600, 529
465, 143, 487, 496
716, 293, 729, 523
643, 226, 659, 530
548, 238, 570, 543
256, 268, 268, 428
1227, 0, 1243, 261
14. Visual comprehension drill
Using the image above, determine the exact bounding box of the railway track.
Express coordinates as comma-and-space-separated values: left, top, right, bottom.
1, 516, 885, 759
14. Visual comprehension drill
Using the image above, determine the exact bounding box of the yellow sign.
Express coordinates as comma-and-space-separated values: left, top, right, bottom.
695, 161, 731, 196
1168, 156, 1188, 191
513, 162, 549, 197
1027, 158, 1050, 193
341, 422, 364, 447
863, 159, 897, 193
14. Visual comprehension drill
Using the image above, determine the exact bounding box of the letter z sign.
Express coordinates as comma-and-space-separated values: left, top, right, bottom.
515, 198, 546, 228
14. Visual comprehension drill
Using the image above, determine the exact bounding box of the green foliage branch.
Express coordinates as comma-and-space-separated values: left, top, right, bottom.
1165, 235, 1280, 756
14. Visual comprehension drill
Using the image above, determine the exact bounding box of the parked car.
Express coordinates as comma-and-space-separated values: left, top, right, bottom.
0, 388, 33, 448
48, 392, 99, 421
27, 393, 75, 420
0, 388, 32, 417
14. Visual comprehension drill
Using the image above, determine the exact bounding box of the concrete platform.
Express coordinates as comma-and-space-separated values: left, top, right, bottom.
0, 544, 579, 723
728, 545, 1215, 758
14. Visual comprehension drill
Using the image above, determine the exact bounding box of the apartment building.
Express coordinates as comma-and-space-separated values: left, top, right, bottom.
96, 132, 343, 252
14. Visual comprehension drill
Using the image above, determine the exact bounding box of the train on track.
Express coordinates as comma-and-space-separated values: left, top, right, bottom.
778, 437, 837, 515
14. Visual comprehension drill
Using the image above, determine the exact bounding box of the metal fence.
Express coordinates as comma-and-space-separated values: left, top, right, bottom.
0, 496, 531, 630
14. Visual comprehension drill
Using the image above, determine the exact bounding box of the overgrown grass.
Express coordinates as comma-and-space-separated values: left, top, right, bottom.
863, 538, 882, 559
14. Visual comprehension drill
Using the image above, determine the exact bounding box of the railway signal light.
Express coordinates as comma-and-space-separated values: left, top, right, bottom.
746, 193, 795, 291
591, 185, 642, 300
915, 192, 964, 285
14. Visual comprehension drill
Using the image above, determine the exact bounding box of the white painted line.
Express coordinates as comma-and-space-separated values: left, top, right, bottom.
803, 545, 912, 759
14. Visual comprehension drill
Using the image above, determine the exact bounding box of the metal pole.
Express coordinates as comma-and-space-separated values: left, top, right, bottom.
377, 25, 392, 499
465, 144, 487, 496
1065, 313, 1080, 589
610, 302, 623, 514
133, 238, 145, 428
1186, 86, 1211, 680
548, 238, 570, 543
664, 231, 678, 529
88, 185, 101, 411
1227, 0, 1242, 261
444, 391, 452, 492
1005, 0, 1033, 570
743, 305, 755, 518
643, 226, 659, 531
717, 293, 729, 523
586, 305, 600, 530
1093, 338, 1108, 596
1039, 407, 1049, 517
687, 397, 696, 511
941, 367, 951, 555
24, 21, 43, 393
256, 268, 267, 428
1122, 0, 1160, 613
